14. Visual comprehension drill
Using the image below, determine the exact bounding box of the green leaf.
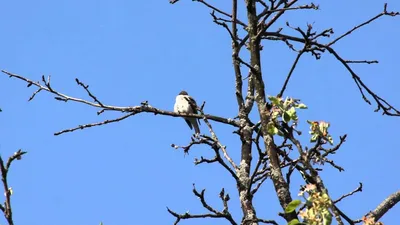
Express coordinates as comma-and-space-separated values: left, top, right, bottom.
286, 107, 298, 121
283, 112, 291, 123
296, 103, 308, 109
322, 209, 333, 225
286, 107, 296, 117
271, 111, 280, 120
321, 192, 330, 201
285, 199, 302, 213
267, 123, 279, 135
283, 97, 291, 109
268, 96, 282, 106
310, 134, 318, 142
287, 219, 301, 225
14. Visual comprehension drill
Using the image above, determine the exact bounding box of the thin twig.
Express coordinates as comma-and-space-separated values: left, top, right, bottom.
167, 185, 238, 225
2, 71, 241, 135
328, 3, 399, 46
345, 60, 378, 64
257, 3, 318, 20
278, 49, 305, 97
243, 218, 279, 225
198, 102, 239, 171
54, 112, 137, 135
334, 183, 363, 204
0, 150, 27, 225
193, 0, 246, 27
210, 11, 236, 41
75, 78, 104, 107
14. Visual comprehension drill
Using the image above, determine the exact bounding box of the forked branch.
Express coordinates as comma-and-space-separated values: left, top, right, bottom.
261, 3, 400, 116
0, 150, 27, 225
2, 70, 240, 135
167, 185, 237, 225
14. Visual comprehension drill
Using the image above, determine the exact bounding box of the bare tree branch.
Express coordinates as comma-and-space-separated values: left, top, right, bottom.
210, 11, 238, 42
171, 102, 240, 181
167, 184, 237, 225
245, 0, 298, 222
0, 150, 27, 225
366, 190, 400, 221
257, 2, 318, 21
2, 70, 241, 135
320, 135, 347, 158
198, 102, 239, 172
334, 183, 363, 204
325, 46, 400, 116
75, 78, 105, 107
231, 0, 246, 115
278, 48, 305, 97
345, 60, 378, 64
257, 0, 303, 39
261, 3, 400, 116
194, 0, 247, 27
328, 3, 399, 46
54, 112, 137, 135
2, 1, 398, 225
243, 218, 279, 225
167, 207, 231, 225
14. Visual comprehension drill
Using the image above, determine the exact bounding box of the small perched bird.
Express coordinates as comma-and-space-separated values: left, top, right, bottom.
174, 91, 201, 134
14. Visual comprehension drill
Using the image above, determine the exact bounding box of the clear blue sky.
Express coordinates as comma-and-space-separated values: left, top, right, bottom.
0, 1, 399, 225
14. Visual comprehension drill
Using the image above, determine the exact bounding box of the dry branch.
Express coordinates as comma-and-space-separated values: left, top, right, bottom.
1, 1, 399, 225
0, 150, 27, 225
261, 3, 400, 116
366, 190, 400, 221
167, 185, 237, 225
2, 70, 240, 136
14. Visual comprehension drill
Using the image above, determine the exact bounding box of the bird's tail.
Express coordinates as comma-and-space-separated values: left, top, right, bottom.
192, 119, 200, 134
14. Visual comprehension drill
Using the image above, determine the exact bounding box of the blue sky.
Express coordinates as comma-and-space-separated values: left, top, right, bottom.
0, 1, 399, 225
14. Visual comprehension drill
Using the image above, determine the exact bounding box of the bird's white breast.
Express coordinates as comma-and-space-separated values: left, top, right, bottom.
174, 95, 192, 113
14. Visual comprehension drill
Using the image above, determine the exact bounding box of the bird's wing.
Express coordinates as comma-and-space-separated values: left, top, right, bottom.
184, 96, 198, 114
184, 95, 201, 125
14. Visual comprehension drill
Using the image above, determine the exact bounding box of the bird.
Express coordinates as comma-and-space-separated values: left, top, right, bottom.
174, 91, 201, 134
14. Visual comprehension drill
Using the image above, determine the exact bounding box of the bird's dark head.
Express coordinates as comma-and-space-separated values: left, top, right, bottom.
179, 90, 188, 95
